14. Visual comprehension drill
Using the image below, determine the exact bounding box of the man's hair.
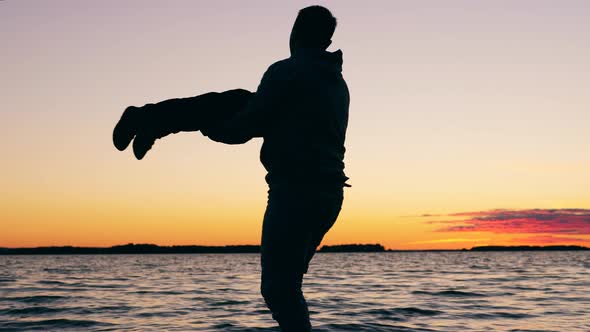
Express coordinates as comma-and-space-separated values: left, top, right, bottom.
292, 6, 337, 48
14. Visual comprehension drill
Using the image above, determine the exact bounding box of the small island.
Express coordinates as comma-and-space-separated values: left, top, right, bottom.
319, 244, 386, 252
470, 245, 588, 251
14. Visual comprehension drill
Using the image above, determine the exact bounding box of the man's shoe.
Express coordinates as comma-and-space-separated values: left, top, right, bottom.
113, 106, 141, 151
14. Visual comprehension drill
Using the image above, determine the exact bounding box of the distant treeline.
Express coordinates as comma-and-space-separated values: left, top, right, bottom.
470, 245, 589, 251
0, 243, 385, 255
0, 243, 587, 255
0, 244, 260, 255
319, 244, 386, 252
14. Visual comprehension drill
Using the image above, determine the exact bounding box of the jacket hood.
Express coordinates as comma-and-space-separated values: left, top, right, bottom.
291, 48, 343, 74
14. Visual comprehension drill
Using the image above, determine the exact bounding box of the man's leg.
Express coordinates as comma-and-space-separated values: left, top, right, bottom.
303, 199, 342, 275
260, 186, 313, 332
260, 185, 343, 331
302, 188, 343, 274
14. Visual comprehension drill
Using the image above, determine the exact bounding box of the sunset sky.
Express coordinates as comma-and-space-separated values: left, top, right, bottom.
2, 0, 589, 249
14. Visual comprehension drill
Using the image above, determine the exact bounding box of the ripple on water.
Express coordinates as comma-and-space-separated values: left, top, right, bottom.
210, 299, 252, 306
0, 295, 69, 304
465, 312, 536, 319
135, 310, 190, 318
412, 290, 487, 297
37, 280, 68, 285
315, 322, 441, 332
0, 306, 67, 315
0, 318, 112, 331
364, 306, 443, 322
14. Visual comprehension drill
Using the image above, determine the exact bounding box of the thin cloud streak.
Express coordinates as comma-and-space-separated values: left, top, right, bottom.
507, 235, 588, 244
409, 238, 489, 244
427, 209, 590, 235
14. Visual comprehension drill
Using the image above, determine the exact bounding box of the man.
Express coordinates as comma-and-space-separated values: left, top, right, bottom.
113, 6, 349, 331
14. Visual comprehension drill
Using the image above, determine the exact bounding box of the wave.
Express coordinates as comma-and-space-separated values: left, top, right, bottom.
38, 280, 68, 285
0, 306, 66, 315
465, 312, 536, 319
366, 307, 443, 318
0, 295, 68, 304
314, 322, 441, 332
210, 299, 252, 306
412, 290, 487, 297
0, 318, 111, 330
135, 310, 190, 318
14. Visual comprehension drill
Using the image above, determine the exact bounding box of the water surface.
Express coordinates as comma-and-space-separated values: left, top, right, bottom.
0, 252, 588, 331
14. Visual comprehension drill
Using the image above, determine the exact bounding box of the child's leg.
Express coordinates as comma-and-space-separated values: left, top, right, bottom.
113, 89, 253, 159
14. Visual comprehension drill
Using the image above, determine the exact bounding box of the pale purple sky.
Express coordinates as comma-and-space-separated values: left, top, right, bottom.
1, 1, 589, 247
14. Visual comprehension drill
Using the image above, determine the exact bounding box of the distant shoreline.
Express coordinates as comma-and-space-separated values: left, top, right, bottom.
0, 243, 587, 255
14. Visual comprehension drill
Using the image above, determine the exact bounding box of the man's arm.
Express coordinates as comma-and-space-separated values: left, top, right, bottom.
202, 62, 292, 144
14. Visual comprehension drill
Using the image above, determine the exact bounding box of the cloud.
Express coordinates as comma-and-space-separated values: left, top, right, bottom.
429, 208, 590, 235
409, 238, 489, 244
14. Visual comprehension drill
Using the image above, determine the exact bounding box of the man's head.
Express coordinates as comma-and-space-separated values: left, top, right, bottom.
290, 6, 337, 53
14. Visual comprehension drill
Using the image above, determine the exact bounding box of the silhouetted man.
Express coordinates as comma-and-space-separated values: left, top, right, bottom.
113, 6, 349, 331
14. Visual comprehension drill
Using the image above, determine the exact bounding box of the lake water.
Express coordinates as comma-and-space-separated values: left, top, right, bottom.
0, 252, 588, 331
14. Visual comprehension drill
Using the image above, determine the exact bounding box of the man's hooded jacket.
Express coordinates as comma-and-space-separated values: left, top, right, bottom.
141, 49, 350, 187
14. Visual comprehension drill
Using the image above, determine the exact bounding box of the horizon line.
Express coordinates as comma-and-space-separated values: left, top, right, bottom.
1, 242, 588, 252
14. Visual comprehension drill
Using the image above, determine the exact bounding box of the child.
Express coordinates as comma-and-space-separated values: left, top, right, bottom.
113, 88, 253, 160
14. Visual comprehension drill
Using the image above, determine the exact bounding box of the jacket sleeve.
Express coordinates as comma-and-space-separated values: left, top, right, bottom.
203, 62, 291, 144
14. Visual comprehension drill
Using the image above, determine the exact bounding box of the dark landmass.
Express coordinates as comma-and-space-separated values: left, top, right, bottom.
319, 244, 386, 252
0, 243, 260, 255
470, 245, 589, 251
0, 243, 587, 255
